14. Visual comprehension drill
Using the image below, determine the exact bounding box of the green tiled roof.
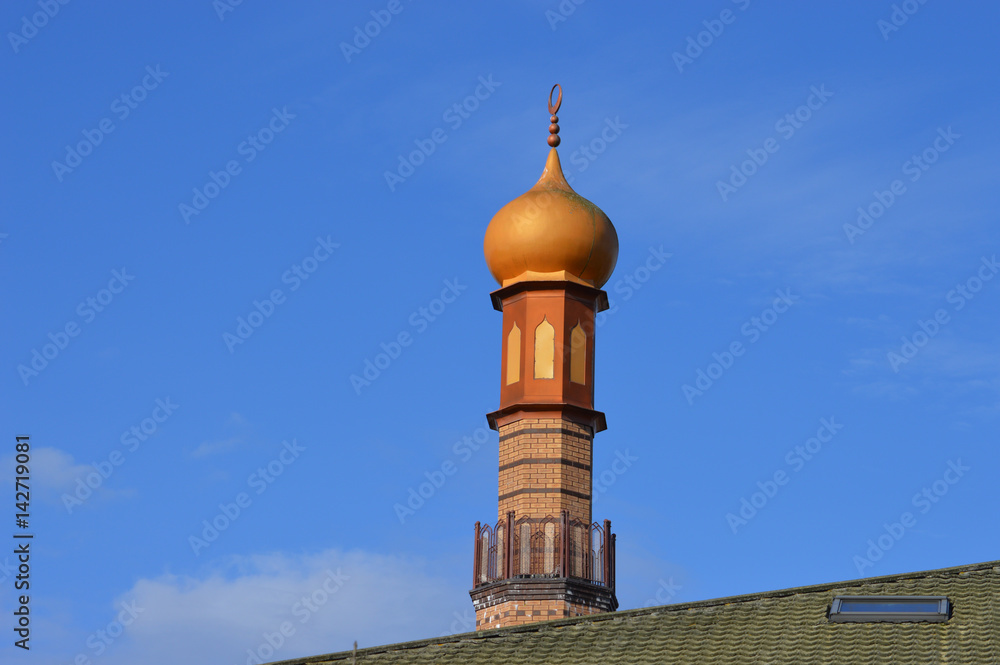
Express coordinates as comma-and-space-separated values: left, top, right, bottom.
275, 560, 1000, 665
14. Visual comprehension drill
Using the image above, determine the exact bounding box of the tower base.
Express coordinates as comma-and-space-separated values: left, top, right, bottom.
470, 578, 618, 630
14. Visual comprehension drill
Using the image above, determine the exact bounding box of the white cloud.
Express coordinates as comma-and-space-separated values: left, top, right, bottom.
0, 449, 135, 522
85, 549, 470, 665
1, 447, 131, 505
29, 447, 94, 491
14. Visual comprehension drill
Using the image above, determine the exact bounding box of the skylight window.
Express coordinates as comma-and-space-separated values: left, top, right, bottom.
829, 596, 950, 623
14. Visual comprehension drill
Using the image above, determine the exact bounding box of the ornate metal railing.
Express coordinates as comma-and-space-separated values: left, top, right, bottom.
472, 511, 615, 591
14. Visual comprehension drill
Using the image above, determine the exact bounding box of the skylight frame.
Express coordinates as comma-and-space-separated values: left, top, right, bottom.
828, 595, 950, 623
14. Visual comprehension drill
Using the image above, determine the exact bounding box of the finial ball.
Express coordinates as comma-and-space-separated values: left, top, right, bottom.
547, 135, 561, 147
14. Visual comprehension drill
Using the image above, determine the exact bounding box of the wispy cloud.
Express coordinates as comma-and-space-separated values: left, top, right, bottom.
28, 447, 94, 492
1, 446, 134, 506
191, 437, 242, 458
844, 338, 1000, 414
190, 412, 251, 458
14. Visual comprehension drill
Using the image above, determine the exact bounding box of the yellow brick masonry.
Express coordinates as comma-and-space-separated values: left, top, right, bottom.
497, 417, 593, 525
476, 599, 603, 630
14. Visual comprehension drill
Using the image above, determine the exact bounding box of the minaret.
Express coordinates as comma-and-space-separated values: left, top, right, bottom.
470, 85, 619, 630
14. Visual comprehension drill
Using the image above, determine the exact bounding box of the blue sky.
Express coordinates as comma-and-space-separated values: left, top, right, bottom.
2, 1, 998, 663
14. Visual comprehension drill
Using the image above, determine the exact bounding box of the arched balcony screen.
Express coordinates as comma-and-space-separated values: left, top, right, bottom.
472, 512, 615, 591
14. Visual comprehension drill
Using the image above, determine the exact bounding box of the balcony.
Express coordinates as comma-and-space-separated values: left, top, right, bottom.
472, 511, 615, 591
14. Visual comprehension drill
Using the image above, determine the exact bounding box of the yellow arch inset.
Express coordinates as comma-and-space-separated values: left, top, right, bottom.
506, 323, 521, 385
534, 318, 555, 379
570, 323, 586, 385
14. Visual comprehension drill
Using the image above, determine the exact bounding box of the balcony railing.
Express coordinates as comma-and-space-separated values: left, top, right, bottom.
472, 511, 615, 591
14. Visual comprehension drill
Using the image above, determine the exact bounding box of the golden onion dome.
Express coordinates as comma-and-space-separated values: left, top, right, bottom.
483, 85, 619, 289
